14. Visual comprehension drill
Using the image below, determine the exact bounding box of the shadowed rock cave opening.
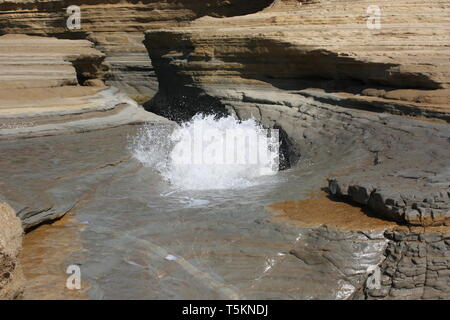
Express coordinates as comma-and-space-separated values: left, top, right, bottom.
33, 31, 109, 87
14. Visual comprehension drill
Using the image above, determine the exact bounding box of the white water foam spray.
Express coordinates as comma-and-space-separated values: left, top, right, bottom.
133, 114, 279, 190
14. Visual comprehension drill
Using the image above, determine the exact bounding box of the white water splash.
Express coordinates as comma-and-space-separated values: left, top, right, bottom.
132, 114, 279, 190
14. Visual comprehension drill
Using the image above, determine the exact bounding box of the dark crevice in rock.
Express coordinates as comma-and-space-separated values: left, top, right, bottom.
274, 124, 300, 170
298, 90, 450, 123
48, 32, 91, 41
0, 0, 275, 18
144, 87, 229, 122
211, 38, 444, 90
69, 55, 109, 86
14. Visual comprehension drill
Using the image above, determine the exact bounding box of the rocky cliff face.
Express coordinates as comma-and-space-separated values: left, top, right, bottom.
145, 0, 450, 117
141, 0, 450, 299
0, 0, 273, 100
0, 34, 166, 140
0, 202, 24, 300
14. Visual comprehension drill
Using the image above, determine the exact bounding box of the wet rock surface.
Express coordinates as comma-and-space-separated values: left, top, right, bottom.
0, 118, 447, 299
267, 197, 450, 299
175, 85, 450, 228
0, 125, 163, 229
138, 0, 449, 298
2, 124, 447, 299
0, 125, 406, 299
20, 214, 89, 300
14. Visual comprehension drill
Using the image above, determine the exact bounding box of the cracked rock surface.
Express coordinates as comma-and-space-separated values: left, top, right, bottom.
1, 124, 447, 299
0, 125, 410, 299
359, 228, 450, 300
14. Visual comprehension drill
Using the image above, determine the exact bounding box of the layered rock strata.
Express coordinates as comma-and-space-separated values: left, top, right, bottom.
0, 34, 166, 140
0, 202, 24, 300
268, 197, 450, 300
0, 0, 274, 99
362, 228, 450, 299
145, 0, 450, 118
0, 34, 172, 226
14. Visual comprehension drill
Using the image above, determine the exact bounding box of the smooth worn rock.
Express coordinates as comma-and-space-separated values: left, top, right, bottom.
144, 0, 450, 120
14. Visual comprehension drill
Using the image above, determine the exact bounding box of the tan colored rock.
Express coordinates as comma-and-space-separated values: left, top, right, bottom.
83, 79, 106, 87
0, 0, 274, 98
0, 34, 167, 140
145, 0, 450, 120
0, 34, 106, 90
0, 202, 24, 300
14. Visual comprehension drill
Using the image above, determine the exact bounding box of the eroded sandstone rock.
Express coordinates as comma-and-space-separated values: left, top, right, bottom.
0, 202, 24, 300
267, 197, 450, 299
144, 0, 450, 117
0, 0, 448, 300
0, 0, 274, 99
0, 34, 168, 140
